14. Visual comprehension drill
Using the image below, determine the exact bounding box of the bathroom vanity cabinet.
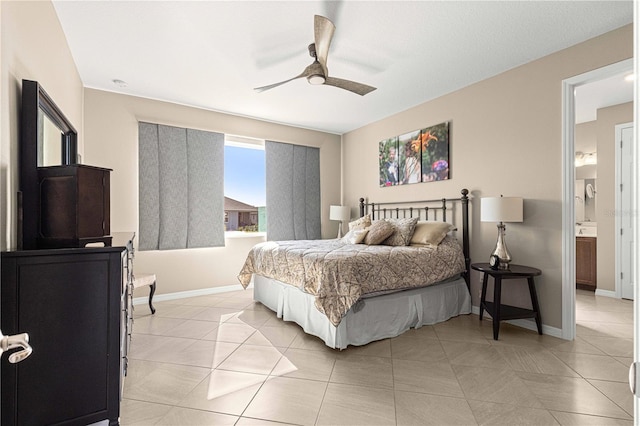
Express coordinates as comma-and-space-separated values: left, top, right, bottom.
576, 236, 597, 290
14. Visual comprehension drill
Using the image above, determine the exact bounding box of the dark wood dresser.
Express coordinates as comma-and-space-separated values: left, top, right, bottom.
37, 164, 112, 249
1, 243, 131, 425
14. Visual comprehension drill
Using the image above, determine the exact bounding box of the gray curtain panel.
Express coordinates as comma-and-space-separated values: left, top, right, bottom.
265, 140, 321, 241
138, 122, 224, 250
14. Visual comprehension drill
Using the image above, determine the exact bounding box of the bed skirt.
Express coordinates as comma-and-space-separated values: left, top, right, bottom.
253, 275, 471, 349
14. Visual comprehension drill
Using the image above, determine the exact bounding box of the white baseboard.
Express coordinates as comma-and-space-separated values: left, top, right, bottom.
132, 283, 251, 306
594, 288, 618, 298
470, 305, 563, 339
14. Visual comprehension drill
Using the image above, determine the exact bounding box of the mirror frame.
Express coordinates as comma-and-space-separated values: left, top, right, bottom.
20, 79, 78, 249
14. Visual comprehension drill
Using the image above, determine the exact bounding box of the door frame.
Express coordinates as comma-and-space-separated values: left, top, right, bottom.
615, 121, 634, 299
561, 58, 633, 340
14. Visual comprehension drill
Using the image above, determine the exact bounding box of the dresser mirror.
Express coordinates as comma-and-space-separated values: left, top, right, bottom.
20, 79, 78, 249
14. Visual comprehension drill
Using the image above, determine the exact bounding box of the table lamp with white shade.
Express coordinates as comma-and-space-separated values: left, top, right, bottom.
330, 205, 351, 239
481, 196, 523, 270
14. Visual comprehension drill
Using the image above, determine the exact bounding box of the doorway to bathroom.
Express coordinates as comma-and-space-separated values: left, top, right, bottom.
561, 58, 633, 340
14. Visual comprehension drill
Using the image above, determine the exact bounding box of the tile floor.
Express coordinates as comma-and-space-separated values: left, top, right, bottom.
121, 288, 633, 425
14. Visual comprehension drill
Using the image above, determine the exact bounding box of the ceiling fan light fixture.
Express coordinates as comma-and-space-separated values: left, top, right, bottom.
308, 74, 326, 85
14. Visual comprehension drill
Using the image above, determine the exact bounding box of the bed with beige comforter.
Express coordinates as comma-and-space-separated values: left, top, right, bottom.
238, 235, 465, 327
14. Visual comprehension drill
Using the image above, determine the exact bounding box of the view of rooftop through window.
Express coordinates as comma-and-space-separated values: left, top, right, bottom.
224, 137, 265, 232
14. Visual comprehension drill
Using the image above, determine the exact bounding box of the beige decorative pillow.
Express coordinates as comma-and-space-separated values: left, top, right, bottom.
348, 214, 371, 231
410, 221, 455, 247
382, 217, 419, 246
364, 220, 395, 245
342, 228, 369, 244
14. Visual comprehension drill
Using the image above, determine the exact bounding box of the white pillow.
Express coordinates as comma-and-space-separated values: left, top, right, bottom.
342, 228, 369, 244
410, 221, 455, 247
348, 214, 371, 231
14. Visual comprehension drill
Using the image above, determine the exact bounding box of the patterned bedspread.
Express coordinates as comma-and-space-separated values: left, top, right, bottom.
237, 236, 466, 326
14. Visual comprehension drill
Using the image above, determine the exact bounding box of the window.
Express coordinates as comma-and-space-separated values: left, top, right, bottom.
224, 135, 266, 233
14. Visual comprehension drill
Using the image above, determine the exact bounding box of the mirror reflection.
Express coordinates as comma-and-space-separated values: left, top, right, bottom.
37, 109, 63, 167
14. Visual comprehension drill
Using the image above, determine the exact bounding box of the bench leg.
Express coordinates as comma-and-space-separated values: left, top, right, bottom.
149, 282, 156, 314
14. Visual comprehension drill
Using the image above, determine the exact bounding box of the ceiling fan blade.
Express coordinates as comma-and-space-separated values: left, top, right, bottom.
324, 77, 377, 96
314, 15, 335, 74
254, 65, 313, 93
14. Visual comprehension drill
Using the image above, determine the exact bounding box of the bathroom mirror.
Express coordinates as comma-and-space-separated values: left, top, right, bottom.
20, 79, 78, 249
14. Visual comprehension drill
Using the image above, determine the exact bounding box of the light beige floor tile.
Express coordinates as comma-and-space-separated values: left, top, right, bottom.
393, 358, 464, 398
129, 334, 221, 369
576, 309, 632, 324
468, 400, 559, 425
244, 325, 300, 348
577, 322, 633, 339
121, 287, 633, 425
494, 345, 579, 377
123, 359, 209, 405
203, 321, 258, 343
552, 351, 629, 382
433, 318, 490, 344
550, 411, 633, 425
119, 398, 172, 426
316, 382, 396, 426
579, 335, 633, 357
133, 301, 180, 319
176, 369, 266, 416
330, 354, 393, 389
543, 336, 607, 355
150, 303, 208, 320
517, 371, 631, 419
158, 339, 219, 368
213, 298, 255, 309
217, 344, 283, 374
288, 331, 336, 352
339, 337, 392, 357
614, 356, 633, 368
228, 309, 276, 327
390, 333, 447, 362
588, 379, 634, 416
128, 334, 198, 363
271, 347, 336, 381
161, 319, 220, 339
178, 294, 231, 306
192, 306, 244, 322
483, 323, 547, 347
210, 341, 241, 368
395, 390, 477, 426
236, 418, 297, 425
441, 340, 508, 369
131, 316, 187, 335
453, 365, 543, 408
243, 376, 327, 425
156, 406, 238, 425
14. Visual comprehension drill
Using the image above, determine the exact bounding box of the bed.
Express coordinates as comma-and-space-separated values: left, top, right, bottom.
238, 189, 471, 349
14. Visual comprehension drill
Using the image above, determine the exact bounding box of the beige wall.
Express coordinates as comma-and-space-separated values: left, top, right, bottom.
595, 102, 633, 292
1, 1, 84, 250
82, 89, 341, 296
342, 25, 632, 330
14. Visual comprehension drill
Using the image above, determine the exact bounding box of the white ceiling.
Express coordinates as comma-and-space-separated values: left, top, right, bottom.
52, 1, 633, 135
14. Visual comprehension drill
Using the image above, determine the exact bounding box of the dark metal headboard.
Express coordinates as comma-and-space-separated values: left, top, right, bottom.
358, 188, 470, 288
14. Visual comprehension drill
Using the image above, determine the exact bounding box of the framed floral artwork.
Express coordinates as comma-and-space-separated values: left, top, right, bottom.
379, 137, 399, 187
398, 130, 421, 185
378, 121, 449, 187
420, 122, 449, 182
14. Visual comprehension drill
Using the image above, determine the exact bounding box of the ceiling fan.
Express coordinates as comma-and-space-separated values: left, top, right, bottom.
254, 15, 377, 96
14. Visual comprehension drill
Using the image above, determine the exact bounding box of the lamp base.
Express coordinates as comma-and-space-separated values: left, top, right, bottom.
491, 222, 512, 269
336, 223, 344, 239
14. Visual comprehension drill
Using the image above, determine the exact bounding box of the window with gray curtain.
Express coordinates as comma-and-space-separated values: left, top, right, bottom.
265, 140, 321, 240
138, 122, 225, 250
